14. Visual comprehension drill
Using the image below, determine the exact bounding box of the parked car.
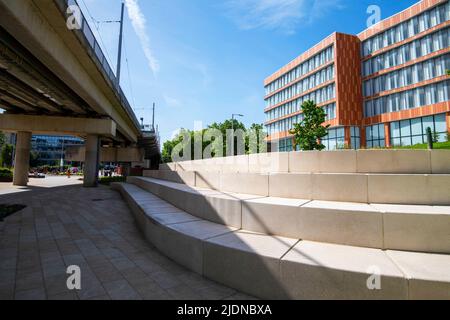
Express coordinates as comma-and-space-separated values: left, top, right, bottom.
29, 172, 45, 179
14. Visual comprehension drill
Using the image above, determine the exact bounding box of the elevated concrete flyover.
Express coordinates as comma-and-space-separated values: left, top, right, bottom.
0, 0, 160, 186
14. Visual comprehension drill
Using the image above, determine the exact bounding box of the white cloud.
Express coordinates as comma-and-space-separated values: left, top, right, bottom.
225, 0, 343, 34
125, 0, 159, 74
163, 94, 182, 108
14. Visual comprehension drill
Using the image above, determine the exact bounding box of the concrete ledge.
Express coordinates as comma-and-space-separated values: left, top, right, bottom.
114, 182, 450, 299
126, 177, 450, 254
220, 173, 269, 196
281, 241, 408, 299
203, 231, 298, 299
387, 250, 450, 300
249, 153, 289, 173
145, 171, 450, 205
368, 174, 450, 205
162, 150, 450, 174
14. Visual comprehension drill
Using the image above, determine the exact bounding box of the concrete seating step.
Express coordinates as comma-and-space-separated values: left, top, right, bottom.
143, 170, 450, 206
112, 182, 450, 300
127, 176, 450, 254
158, 150, 450, 174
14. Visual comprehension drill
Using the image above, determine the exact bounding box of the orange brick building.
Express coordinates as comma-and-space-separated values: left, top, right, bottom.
265, 0, 450, 150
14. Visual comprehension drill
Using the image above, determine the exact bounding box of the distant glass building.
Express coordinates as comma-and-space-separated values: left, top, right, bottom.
31, 135, 84, 166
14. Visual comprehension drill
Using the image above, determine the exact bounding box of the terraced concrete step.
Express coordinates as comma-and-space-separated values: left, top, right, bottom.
159, 150, 450, 174
143, 170, 450, 205
128, 176, 450, 254
112, 182, 450, 300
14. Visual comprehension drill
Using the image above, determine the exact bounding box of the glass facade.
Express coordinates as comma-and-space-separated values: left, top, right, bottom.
350, 127, 361, 150
390, 113, 448, 147
364, 80, 450, 118
363, 54, 450, 97
362, 2, 450, 56
278, 138, 294, 153
266, 65, 335, 108
362, 27, 449, 77
31, 135, 84, 165
265, 46, 334, 95
365, 123, 386, 148
266, 103, 336, 136
322, 127, 345, 150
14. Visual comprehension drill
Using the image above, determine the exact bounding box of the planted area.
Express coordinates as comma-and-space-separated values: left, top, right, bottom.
0, 168, 13, 182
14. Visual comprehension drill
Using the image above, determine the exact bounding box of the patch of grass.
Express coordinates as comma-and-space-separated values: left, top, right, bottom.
393, 141, 450, 150
0, 204, 26, 221
99, 176, 126, 186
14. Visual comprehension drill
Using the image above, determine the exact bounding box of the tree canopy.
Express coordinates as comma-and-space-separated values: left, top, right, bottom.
162, 121, 267, 163
289, 100, 330, 151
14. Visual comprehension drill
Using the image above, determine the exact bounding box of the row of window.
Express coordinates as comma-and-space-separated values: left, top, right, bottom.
365, 123, 387, 148
321, 127, 346, 151
390, 113, 448, 146
362, 27, 449, 77
31, 135, 84, 148
265, 46, 334, 95
362, 2, 450, 56
266, 82, 336, 119
278, 138, 294, 152
364, 80, 450, 118
266, 115, 303, 137
275, 114, 448, 151
266, 103, 337, 136
363, 54, 450, 97
265, 65, 335, 108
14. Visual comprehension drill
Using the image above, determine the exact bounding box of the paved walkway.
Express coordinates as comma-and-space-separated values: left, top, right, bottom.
0, 182, 254, 300
0, 175, 83, 196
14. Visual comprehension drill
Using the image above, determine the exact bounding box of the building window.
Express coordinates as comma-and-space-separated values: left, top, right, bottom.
361, 2, 450, 57
390, 113, 448, 147
265, 46, 334, 96
323, 103, 336, 121
364, 80, 450, 117
351, 127, 361, 149
362, 27, 449, 77
322, 127, 345, 150
363, 54, 450, 97
366, 124, 386, 148
278, 138, 293, 152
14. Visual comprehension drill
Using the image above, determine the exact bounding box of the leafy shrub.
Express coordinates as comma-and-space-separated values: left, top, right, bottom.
0, 168, 12, 178
99, 176, 126, 186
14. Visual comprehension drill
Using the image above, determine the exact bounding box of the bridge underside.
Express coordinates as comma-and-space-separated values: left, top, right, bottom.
0, 17, 160, 185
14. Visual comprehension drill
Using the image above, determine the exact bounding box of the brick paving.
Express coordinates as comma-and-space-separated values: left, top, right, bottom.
0, 182, 254, 300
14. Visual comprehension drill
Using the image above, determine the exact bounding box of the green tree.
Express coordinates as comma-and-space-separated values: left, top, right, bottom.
161, 121, 267, 163
29, 151, 40, 168
1, 144, 14, 168
447, 69, 450, 76
289, 100, 330, 151
0, 131, 5, 147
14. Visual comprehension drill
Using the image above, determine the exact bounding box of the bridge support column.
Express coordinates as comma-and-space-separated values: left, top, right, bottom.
13, 131, 32, 186
84, 135, 100, 188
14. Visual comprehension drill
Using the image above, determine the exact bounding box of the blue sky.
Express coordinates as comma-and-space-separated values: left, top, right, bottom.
80, 0, 419, 144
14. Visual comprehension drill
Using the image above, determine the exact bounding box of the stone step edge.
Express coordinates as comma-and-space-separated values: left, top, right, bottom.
112, 182, 450, 300
142, 171, 450, 206
130, 176, 450, 254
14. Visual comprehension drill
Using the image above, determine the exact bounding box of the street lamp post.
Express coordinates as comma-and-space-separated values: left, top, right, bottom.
231, 114, 244, 156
